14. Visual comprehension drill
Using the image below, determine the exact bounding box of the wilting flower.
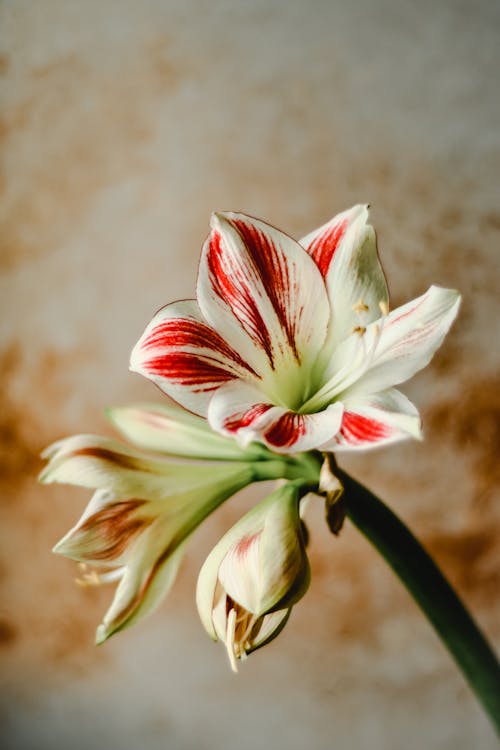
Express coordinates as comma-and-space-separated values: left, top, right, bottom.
131, 205, 460, 454
40, 404, 298, 643
196, 481, 310, 671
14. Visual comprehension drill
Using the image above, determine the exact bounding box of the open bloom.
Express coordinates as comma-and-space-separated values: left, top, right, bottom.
40, 404, 293, 642
131, 205, 461, 454
196, 481, 310, 671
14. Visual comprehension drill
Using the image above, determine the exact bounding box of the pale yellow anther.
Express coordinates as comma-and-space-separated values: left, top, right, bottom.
352, 298, 369, 314
75, 563, 102, 587
379, 300, 389, 316
226, 608, 239, 673
352, 326, 366, 336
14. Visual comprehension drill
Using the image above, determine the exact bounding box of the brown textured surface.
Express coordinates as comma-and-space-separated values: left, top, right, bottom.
1, 1, 499, 748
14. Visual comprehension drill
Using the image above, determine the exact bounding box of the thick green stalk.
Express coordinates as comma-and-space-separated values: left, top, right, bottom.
336, 468, 500, 734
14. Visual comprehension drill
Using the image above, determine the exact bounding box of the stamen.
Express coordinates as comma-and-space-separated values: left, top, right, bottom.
352, 299, 369, 314
379, 300, 389, 316
239, 612, 258, 647
225, 607, 239, 673
74, 563, 124, 587
352, 326, 366, 336
75, 568, 101, 587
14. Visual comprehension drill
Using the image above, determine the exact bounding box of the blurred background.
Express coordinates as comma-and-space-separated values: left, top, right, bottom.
1, 1, 499, 748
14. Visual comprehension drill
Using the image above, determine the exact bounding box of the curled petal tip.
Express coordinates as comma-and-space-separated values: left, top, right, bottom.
51, 539, 65, 555
95, 624, 109, 645
209, 211, 227, 231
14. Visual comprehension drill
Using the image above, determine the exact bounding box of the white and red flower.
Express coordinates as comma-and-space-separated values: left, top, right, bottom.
131, 206, 460, 454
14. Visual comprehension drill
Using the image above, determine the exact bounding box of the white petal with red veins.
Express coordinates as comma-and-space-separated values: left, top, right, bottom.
208, 381, 344, 454
130, 299, 260, 417
197, 212, 330, 382
301, 205, 388, 348
323, 388, 422, 451
304, 285, 461, 413
342, 285, 461, 396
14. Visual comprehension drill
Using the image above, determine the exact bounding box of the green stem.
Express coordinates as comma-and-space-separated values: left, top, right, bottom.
253, 452, 322, 485
337, 468, 500, 734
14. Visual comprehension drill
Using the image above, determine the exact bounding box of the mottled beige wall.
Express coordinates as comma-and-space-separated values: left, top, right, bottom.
1, 1, 499, 749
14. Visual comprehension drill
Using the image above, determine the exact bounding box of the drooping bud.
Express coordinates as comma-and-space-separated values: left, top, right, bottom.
196, 480, 310, 671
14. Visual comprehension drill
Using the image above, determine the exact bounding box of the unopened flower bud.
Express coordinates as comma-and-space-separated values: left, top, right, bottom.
196, 481, 310, 671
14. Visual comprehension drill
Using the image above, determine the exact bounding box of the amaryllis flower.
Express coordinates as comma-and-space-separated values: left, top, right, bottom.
131, 205, 461, 454
39, 404, 301, 642
196, 481, 310, 671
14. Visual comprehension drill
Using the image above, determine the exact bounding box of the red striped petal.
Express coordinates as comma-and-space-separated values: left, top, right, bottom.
305, 217, 350, 278
264, 413, 308, 449
206, 229, 278, 366
327, 388, 422, 451
336, 412, 392, 445
130, 300, 260, 416
300, 205, 389, 349
223, 403, 273, 432
208, 382, 343, 454
198, 212, 329, 378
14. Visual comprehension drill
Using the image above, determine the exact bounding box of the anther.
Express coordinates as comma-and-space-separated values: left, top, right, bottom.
352, 299, 369, 314
352, 326, 366, 336
226, 608, 239, 673
75, 569, 101, 587
379, 300, 389, 316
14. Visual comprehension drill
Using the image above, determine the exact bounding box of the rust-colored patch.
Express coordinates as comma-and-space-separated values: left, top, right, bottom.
71, 446, 147, 473
483, 210, 500, 231
0, 619, 17, 646
0, 344, 43, 484
422, 375, 500, 613
78, 499, 149, 561
426, 375, 500, 509
426, 526, 499, 603
0, 53, 9, 76
0, 343, 97, 489
0, 42, 187, 272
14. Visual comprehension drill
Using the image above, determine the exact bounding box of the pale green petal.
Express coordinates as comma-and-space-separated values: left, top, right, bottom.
96, 535, 187, 643
40, 434, 257, 500
107, 403, 267, 461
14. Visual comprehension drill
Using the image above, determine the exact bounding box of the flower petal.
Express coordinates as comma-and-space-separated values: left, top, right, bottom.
300, 204, 389, 348
245, 608, 291, 653
344, 285, 461, 395
40, 434, 256, 500
324, 388, 422, 451
197, 212, 330, 380
107, 403, 267, 461
208, 381, 344, 454
53, 489, 152, 566
96, 534, 187, 643
303, 285, 461, 412
130, 299, 260, 416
